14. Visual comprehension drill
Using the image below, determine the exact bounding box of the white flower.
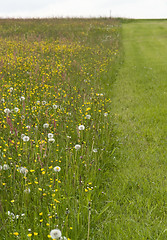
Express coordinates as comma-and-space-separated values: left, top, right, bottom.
50, 229, 62, 239
104, 112, 108, 117
26, 125, 31, 129
4, 108, 11, 114
23, 136, 30, 142
43, 123, 49, 128
78, 125, 85, 130
48, 138, 55, 143
75, 144, 81, 150
3, 164, 10, 170
61, 237, 67, 240
53, 166, 61, 172
0, 165, 2, 170
1, 98, 5, 103
48, 133, 54, 139
19, 167, 28, 176
86, 114, 91, 119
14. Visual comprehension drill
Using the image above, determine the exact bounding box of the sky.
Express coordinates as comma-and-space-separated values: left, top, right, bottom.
0, 0, 166, 19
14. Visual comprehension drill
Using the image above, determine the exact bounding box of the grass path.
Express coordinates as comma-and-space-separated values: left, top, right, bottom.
109, 20, 167, 239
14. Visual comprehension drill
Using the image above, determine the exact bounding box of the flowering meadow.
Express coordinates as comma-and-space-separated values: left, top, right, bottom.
0, 18, 120, 239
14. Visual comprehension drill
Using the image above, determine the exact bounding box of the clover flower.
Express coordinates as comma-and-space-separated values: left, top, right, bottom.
78, 125, 85, 130
104, 112, 108, 117
53, 166, 61, 172
50, 229, 62, 239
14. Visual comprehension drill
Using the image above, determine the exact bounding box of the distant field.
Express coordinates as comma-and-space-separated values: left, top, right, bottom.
0, 18, 121, 239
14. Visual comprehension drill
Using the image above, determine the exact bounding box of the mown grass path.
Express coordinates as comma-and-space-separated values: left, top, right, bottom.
110, 20, 167, 239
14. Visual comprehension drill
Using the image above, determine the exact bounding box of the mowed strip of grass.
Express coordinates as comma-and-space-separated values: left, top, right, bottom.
108, 20, 167, 239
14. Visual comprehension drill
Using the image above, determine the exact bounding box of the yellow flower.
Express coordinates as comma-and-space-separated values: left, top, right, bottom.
27, 233, 32, 237
34, 232, 38, 236
13, 232, 19, 236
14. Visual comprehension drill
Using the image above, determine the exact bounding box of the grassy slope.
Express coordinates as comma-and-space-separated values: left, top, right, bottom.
108, 20, 167, 239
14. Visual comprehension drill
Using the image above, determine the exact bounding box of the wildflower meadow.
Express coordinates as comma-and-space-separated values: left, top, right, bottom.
0, 18, 120, 239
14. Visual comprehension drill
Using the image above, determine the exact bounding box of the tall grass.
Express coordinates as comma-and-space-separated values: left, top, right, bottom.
0, 18, 121, 239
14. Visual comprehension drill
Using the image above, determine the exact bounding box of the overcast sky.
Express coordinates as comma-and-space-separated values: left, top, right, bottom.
0, 0, 166, 19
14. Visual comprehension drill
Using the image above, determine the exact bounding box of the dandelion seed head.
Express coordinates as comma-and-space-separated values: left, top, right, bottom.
14, 107, 19, 112
23, 136, 30, 142
24, 188, 31, 193
53, 104, 59, 109
19, 167, 28, 176
43, 123, 49, 128
4, 108, 11, 114
20, 96, 25, 101
3, 164, 10, 170
75, 144, 81, 150
42, 101, 47, 105
48, 138, 55, 143
93, 148, 98, 153
86, 114, 91, 119
48, 133, 54, 139
50, 229, 62, 239
78, 125, 85, 130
